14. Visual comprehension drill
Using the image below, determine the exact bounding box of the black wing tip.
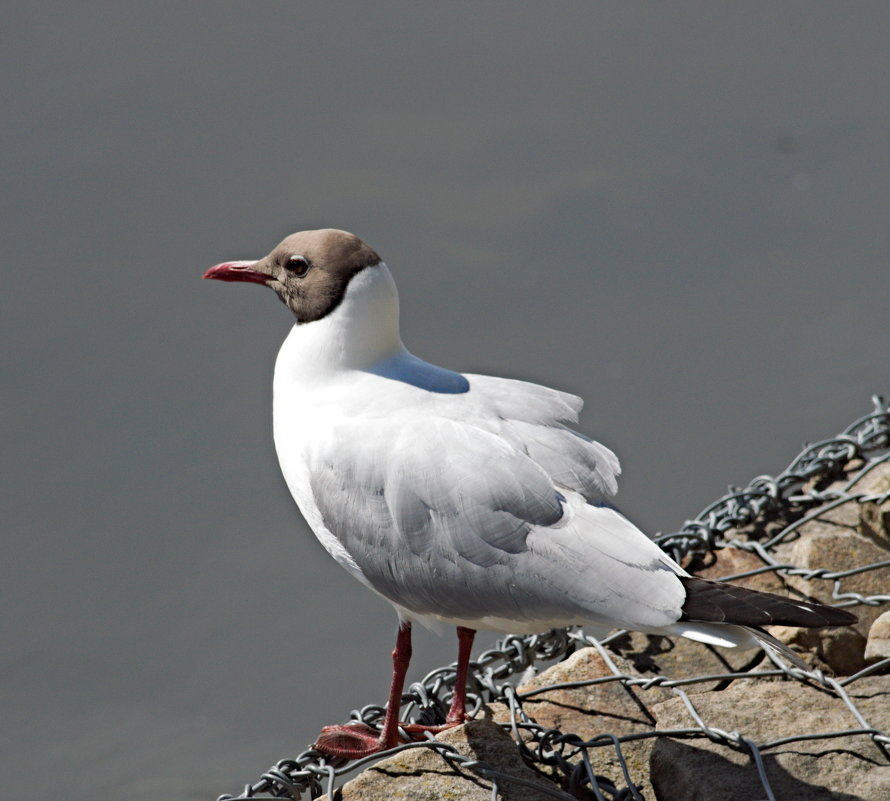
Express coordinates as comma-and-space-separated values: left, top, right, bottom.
679, 576, 859, 629
820, 605, 859, 626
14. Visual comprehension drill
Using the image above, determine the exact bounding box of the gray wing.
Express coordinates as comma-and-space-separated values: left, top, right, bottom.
308, 410, 683, 630
464, 374, 621, 501
310, 417, 562, 566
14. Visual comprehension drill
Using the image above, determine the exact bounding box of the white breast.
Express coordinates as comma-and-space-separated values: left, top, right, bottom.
271, 263, 406, 585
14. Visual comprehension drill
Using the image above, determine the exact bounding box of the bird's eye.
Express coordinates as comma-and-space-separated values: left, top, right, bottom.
286, 256, 312, 277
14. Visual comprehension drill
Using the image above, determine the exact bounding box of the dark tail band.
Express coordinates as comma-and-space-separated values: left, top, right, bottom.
679, 576, 858, 628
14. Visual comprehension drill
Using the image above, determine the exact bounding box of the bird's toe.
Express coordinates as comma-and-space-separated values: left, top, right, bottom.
313, 723, 391, 759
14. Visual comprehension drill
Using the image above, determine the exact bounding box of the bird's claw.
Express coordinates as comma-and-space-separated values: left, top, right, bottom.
314, 723, 390, 759
400, 720, 464, 738
313, 719, 467, 760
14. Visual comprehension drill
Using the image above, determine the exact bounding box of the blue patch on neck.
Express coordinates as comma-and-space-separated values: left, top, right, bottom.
364, 353, 470, 394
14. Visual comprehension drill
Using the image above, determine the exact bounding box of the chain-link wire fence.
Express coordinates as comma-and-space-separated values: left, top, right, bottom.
218, 398, 890, 800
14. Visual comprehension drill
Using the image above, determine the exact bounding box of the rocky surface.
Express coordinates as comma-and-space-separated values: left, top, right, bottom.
769, 623, 868, 675
712, 459, 890, 675
649, 678, 890, 801
322, 649, 890, 800
690, 545, 787, 594
608, 629, 758, 693
317, 717, 561, 801
777, 526, 889, 632
865, 611, 890, 664
513, 647, 671, 799
774, 460, 890, 638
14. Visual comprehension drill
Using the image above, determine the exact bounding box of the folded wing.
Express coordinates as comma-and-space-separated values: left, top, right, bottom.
306, 375, 685, 630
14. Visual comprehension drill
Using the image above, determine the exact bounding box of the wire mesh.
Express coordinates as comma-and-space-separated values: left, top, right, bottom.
217, 397, 890, 800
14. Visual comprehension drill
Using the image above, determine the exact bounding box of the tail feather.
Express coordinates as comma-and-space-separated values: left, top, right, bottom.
663, 620, 813, 670
662, 620, 811, 670
744, 625, 810, 670
679, 576, 857, 628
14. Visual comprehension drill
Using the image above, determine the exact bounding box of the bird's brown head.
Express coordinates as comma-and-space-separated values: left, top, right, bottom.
204, 228, 381, 324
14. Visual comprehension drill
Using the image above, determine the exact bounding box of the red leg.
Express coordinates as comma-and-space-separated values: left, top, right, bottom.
377, 620, 413, 748
399, 625, 477, 737
446, 626, 476, 723
314, 621, 413, 759
313, 623, 477, 760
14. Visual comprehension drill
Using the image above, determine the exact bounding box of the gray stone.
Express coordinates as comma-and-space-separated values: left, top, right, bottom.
609, 630, 759, 693
865, 610, 890, 664
775, 526, 890, 638
692, 545, 787, 594
514, 646, 671, 799
516, 647, 672, 738
649, 675, 890, 800
318, 718, 563, 800
816, 626, 870, 675
776, 459, 890, 636
768, 623, 868, 676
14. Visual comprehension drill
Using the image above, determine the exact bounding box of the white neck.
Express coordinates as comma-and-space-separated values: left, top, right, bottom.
276, 263, 404, 376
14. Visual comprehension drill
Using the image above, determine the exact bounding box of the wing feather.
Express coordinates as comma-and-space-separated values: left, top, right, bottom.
306, 398, 682, 631
464, 374, 620, 501
463, 374, 584, 424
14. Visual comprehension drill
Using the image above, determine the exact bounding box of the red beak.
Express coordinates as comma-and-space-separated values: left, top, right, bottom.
203, 260, 268, 285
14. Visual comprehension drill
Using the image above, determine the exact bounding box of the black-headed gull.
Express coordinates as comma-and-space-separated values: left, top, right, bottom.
204, 229, 856, 759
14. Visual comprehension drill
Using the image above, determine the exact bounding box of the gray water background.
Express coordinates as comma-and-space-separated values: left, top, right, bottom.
3, 3, 890, 798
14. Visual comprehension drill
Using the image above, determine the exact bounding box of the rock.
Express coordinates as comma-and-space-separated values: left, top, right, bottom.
710, 461, 890, 674
318, 718, 562, 800
775, 527, 890, 637
764, 624, 821, 652
806, 457, 890, 533
849, 458, 890, 504
816, 627, 870, 675
514, 646, 671, 799
517, 647, 672, 736
859, 502, 890, 547
778, 458, 890, 635
649, 676, 890, 800
865, 611, 890, 664
768, 624, 868, 676
609, 631, 760, 693
690, 545, 786, 594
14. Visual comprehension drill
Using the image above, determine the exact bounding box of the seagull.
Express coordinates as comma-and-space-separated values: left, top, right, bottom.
204, 228, 856, 759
